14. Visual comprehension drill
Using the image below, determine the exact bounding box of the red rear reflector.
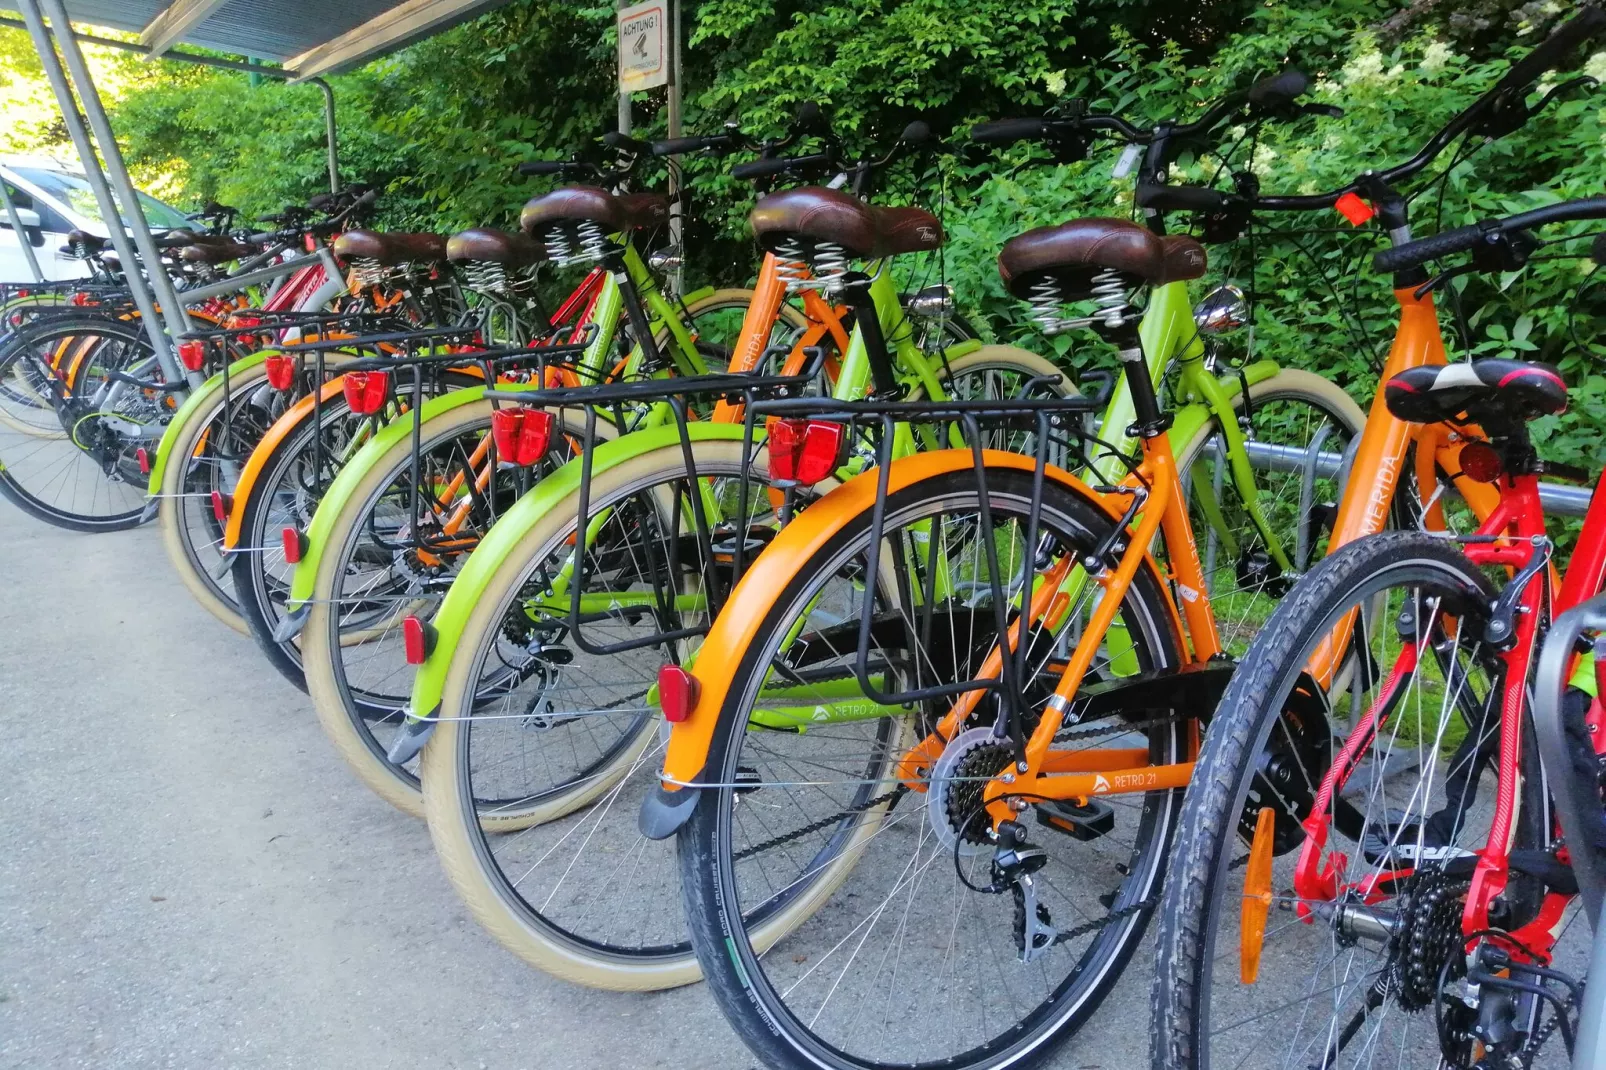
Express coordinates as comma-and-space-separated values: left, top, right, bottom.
402, 616, 436, 665
264, 354, 296, 390
210, 490, 232, 523
281, 526, 306, 564
769, 418, 845, 487
136, 447, 150, 475
1458, 440, 1503, 484
1335, 192, 1376, 227
342, 370, 390, 416
657, 665, 700, 723
490, 407, 554, 467
70, 292, 90, 307
15, 289, 28, 298
177, 339, 207, 371
234, 314, 262, 329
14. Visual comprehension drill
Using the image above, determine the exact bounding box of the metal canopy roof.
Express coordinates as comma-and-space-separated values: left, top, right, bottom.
0, 0, 511, 77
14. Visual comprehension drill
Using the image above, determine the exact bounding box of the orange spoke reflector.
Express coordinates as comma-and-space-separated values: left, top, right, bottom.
1240, 806, 1276, 985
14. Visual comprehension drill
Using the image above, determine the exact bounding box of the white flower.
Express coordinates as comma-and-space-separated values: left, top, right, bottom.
1421, 41, 1454, 73
1343, 50, 1385, 84
1250, 143, 1278, 175
1586, 51, 1606, 84
1043, 70, 1067, 95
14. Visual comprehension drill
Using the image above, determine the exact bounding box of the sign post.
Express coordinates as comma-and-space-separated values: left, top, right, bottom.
616, 0, 681, 290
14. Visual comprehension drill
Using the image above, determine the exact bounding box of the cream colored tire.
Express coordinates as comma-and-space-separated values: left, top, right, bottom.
302, 400, 608, 817
420, 438, 860, 990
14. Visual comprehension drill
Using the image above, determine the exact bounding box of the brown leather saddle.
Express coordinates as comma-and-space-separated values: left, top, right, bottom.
446, 228, 545, 268
332, 230, 448, 266
179, 241, 260, 265
519, 186, 669, 238
997, 218, 1206, 299
748, 187, 943, 259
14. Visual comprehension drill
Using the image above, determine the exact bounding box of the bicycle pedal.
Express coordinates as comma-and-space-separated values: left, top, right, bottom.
1035, 798, 1115, 842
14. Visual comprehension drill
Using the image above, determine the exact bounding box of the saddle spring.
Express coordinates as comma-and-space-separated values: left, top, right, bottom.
1026, 267, 1131, 335
773, 237, 850, 294
350, 256, 386, 290
462, 261, 508, 294
544, 221, 608, 268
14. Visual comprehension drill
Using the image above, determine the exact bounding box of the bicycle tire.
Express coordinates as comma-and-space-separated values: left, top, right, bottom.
1149, 532, 1512, 1069
681, 466, 1185, 1070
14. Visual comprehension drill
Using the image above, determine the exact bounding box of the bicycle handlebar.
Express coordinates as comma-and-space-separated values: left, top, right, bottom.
1372, 195, 1606, 271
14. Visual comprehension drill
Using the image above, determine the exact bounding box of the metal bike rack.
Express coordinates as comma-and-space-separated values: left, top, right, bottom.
1531, 590, 1606, 1068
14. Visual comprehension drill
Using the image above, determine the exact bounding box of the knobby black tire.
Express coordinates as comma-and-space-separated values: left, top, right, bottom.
1148, 532, 1498, 1070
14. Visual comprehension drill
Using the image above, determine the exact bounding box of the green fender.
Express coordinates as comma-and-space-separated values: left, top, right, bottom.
146, 349, 275, 494
285, 385, 493, 613
407, 421, 756, 725
1165, 359, 1282, 454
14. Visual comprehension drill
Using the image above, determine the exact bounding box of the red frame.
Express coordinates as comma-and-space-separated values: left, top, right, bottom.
1292, 460, 1606, 964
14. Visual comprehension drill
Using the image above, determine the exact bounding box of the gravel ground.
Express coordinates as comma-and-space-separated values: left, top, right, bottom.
0, 508, 1151, 1070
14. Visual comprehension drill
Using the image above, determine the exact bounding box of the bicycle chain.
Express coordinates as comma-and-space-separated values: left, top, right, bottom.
733, 786, 909, 861
731, 715, 1183, 863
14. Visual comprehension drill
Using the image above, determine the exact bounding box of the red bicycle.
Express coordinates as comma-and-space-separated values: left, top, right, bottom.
1149, 195, 1606, 1069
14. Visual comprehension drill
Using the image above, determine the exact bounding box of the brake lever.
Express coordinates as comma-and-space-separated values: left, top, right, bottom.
1533, 74, 1599, 115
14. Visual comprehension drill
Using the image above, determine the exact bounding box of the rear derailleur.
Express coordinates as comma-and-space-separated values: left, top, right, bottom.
988, 821, 1065, 963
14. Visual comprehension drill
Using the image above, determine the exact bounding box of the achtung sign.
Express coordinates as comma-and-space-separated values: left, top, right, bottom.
618, 1, 668, 92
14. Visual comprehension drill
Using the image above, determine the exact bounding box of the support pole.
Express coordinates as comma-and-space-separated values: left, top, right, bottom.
667, 0, 683, 295
13, 0, 179, 378
308, 78, 339, 193
36, 0, 196, 369
0, 175, 44, 283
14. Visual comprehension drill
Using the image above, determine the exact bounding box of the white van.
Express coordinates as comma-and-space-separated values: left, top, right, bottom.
1, 157, 191, 284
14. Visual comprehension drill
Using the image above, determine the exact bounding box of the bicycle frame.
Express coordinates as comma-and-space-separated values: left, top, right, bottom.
1290, 462, 1606, 965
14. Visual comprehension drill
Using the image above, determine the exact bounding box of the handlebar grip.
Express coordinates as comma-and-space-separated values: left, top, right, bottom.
1373, 223, 1487, 272
517, 161, 568, 175
603, 131, 648, 154
308, 193, 334, 210
652, 135, 724, 156
730, 156, 801, 180
1374, 195, 1606, 271
1495, 5, 1606, 94
971, 117, 1050, 144
353, 188, 378, 208
1247, 69, 1311, 108
1135, 181, 1231, 213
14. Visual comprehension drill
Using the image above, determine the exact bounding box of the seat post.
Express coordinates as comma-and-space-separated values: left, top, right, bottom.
1096, 315, 1171, 438
837, 271, 900, 397
605, 244, 663, 369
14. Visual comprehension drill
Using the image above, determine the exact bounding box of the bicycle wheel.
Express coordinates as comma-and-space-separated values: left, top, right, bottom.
1149, 532, 1561, 1070
421, 438, 793, 989
302, 397, 601, 814
0, 317, 166, 532
1172, 369, 1365, 656
157, 356, 330, 633
303, 286, 784, 812
680, 466, 1186, 1070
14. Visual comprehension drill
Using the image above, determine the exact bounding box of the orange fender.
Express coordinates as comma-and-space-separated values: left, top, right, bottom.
222, 377, 348, 550
658, 448, 1177, 789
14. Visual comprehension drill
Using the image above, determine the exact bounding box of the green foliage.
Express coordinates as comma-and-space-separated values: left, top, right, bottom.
0, 0, 1601, 468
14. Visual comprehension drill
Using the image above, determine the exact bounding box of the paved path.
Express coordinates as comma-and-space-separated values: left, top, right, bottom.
0, 507, 1146, 1070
